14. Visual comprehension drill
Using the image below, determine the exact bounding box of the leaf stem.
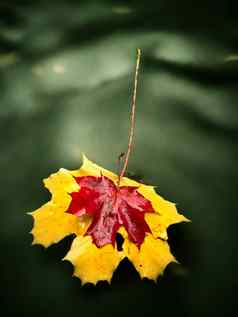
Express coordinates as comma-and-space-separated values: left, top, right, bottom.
117, 48, 141, 186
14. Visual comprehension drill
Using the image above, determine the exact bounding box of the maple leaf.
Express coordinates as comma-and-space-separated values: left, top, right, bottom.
29, 49, 190, 285
30, 155, 189, 285
66, 175, 154, 248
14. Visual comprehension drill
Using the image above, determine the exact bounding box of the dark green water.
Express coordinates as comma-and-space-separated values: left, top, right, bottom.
1, 1, 238, 316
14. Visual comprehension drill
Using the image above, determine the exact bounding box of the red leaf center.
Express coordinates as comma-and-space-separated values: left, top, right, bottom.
66, 175, 155, 248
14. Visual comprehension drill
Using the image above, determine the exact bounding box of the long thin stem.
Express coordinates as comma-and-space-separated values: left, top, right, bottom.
117, 48, 141, 186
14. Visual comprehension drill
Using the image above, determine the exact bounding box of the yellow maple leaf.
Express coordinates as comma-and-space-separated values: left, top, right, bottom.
29, 49, 189, 285
29, 155, 189, 285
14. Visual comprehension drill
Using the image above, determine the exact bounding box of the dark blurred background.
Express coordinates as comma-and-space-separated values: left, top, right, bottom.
1, 0, 238, 316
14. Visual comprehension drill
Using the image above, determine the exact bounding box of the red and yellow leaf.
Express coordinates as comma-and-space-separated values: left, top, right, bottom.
30, 155, 189, 284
